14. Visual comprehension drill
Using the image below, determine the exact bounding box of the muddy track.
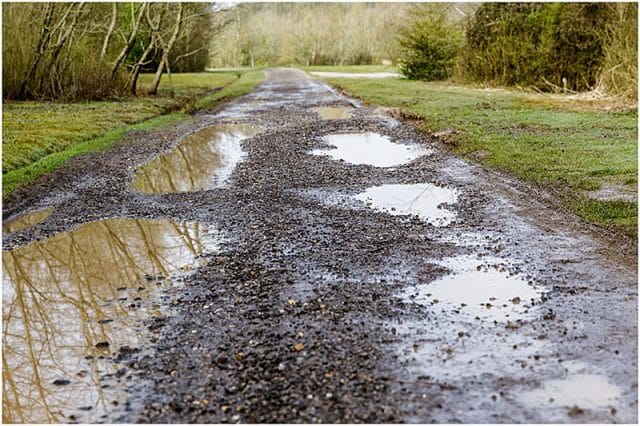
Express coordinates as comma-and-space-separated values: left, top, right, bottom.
2, 69, 637, 423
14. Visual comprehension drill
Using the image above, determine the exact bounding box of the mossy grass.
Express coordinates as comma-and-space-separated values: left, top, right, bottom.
3, 70, 265, 197
322, 73, 637, 236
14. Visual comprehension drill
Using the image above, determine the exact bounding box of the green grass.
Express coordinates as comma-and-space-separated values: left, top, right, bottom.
303, 65, 398, 74
137, 72, 238, 98
3, 70, 265, 197
195, 70, 264, 111
323, 75, 637, 235
2, 113, 187, 196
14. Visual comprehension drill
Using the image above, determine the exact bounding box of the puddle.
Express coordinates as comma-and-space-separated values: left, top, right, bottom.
355, 183, 458, 226
2, 218, 220, 423
312, 133, 429, 167
520, 372, 621, 410
132, 124, 258, 193
3, 207, 53, 234
312, 106, 353, 120
405, 256, 542, 322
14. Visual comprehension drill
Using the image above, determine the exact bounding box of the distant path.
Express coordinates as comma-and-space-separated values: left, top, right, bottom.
3, 68, 636, 423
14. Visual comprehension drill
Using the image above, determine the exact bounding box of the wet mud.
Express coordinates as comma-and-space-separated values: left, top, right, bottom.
2, 68, 637, 423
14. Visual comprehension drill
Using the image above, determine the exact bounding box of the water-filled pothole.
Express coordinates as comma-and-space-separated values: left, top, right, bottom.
131, 124, 258, 193
355, 183, 458, 226
311, 132, 430, 167
312, 106, 353, 120
2, 218, 220, 423
3, 207, 53, 234
519, 363, 622, 411
405, 256, 542, 322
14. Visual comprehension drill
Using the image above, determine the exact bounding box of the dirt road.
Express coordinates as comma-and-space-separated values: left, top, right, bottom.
3, 69, 637, 423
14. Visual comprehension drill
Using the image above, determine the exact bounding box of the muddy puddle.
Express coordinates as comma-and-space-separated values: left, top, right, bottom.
312, 133, 429, 167
355, 183, 458, 226
2, 218, 220, 423
312, 106, 353, 120
522, 374, 621, 409
3, 207, 53, 234
519, 362, 621, 413
405, 256, 542, 322
132, 124, 258, 194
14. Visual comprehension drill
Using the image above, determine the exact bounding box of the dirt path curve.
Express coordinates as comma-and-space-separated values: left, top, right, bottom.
3, 68, 637, 423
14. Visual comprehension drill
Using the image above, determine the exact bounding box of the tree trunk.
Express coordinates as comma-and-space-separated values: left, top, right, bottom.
18, 3, 55, 98
148, 55, 167, 95
148, 4, 183, 95
100, 3, 117, 61
110, 3, 147, 80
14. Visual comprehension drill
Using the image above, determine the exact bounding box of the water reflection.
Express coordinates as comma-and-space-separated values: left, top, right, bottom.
2, 218, 219, 423
3, 208, 53, 235
312, 106, 353, 120
132, 124, 258, 194
355, 183, 458, 226
404, 255, 542, 322
311, 132, 430, 167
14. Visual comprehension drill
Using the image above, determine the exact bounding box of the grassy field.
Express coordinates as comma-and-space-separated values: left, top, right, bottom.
3, 71, 264, 196
303, 65, 398, 74
323, 76, 637, 235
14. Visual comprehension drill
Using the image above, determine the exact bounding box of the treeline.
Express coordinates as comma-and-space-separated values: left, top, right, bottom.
3, 2, 215, 100
209, 3, 409, 68
398, 2, 638, 98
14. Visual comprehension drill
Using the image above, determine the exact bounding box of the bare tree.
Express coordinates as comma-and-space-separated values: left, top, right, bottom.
110, 2, 147, 80
100, 3, 117, 61
148, 3, 183, 95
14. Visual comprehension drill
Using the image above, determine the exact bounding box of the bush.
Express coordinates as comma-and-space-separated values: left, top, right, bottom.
597, 3, 638, 99
397, 4, 463, 80
462, 3, 616, 92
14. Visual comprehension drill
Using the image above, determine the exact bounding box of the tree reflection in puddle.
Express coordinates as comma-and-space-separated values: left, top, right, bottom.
132, 124, 258, 194
3, 207, 54, 235
2, 218, 220, 423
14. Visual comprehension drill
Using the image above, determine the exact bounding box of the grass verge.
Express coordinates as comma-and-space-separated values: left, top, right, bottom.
3, 70, 265, 197
303, 65, 398, 74
323, 76, 637, 236
194, 70, 264, 111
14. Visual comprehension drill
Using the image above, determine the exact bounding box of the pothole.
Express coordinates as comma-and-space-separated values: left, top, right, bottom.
404, 256, 543, 322
2, 218, 220, 423
518, 362, 622, 412
3, 207, 53, 234
312, 106, 353, 120
131, 124, 258, 194
355, 183, 458, 226
311, 132, 430, 167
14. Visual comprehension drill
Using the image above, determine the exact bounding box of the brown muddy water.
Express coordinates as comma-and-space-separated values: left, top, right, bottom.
3, 207, 53, 234
355, 183, 458, 226
132, 124, 258, 194
2, 218, 220, 423
312, 132, 430, 167
312, 106, 353, 120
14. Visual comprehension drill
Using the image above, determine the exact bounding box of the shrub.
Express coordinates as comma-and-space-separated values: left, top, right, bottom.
461, 3, 616, 92
397, 4, 463, 80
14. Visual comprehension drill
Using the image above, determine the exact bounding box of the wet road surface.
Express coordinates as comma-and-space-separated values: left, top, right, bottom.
2, 68, 637, 423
